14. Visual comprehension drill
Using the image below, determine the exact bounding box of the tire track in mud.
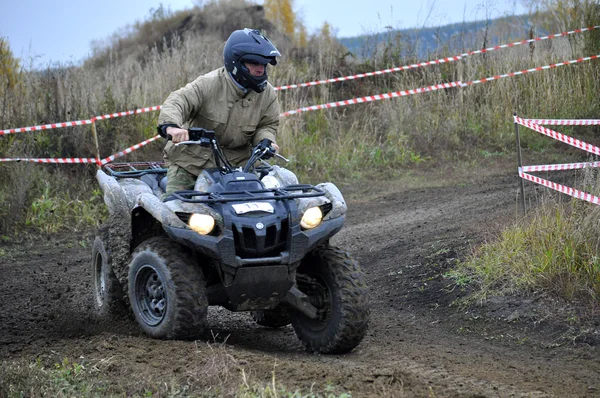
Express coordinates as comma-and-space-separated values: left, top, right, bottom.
325, 174, 552, 397
1, 172, 599, 397
324, 173, 596, 397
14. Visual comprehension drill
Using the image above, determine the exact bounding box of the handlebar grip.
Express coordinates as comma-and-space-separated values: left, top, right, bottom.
167, 134, 173, 141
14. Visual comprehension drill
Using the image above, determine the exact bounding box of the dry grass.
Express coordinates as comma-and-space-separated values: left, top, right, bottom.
0, 338, 353, 397
0, 0, 598, 235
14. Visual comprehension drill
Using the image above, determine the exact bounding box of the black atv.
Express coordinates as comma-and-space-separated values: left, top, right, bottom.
92, 128, 370, 354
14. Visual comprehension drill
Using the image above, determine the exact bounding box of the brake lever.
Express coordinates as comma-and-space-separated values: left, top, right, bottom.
175, 141, 205, 146
257, 147, 289, 163
275, 153, 289, 162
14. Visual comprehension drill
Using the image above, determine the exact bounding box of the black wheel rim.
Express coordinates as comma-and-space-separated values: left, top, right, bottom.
297, 274, 332, 331
134, 264, 167, 326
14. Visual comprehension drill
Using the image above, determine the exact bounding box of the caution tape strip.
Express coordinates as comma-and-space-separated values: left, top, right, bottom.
522, 119, 600, 126
3, 51, 599, 163
279, 52, 600, 117
462, 55, 599, 86
463, 25, 599, 57
280, 81, 462, 117
273, 25, 599, 91
274, 56, 463, 91
522, 161, 600, 173
515, 116, 600, 156
0, 119, 95, 136
94, 106, 162, 121
0, 135, 162, 165
2, 26, 598, 135
0, 106, 162, 136
0, 157, 98, 164
99, 135, 161, 165
519, 169, 600, 205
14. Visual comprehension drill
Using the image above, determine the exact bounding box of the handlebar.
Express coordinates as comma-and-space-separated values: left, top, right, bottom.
167, 127, 214, 147
166, 127, 287, 174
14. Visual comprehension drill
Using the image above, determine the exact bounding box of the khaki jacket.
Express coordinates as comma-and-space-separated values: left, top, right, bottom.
158, 67, 279, 175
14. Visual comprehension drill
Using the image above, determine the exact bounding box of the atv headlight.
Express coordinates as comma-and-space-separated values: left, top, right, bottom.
188, 213, 215, 235
300, 206, 323, 229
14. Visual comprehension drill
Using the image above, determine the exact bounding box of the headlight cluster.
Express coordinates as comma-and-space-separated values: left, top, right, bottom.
300, 206, 323, 229
188, 213, 215, 235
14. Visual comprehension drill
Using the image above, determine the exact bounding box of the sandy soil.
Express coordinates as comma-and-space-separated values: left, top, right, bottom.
1, 168, 599, 397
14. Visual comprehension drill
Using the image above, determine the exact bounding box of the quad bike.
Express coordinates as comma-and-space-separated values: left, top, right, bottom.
91, 128, 370, 354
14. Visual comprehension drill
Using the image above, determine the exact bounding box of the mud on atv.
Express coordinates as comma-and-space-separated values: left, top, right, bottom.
92, 128, 370, 354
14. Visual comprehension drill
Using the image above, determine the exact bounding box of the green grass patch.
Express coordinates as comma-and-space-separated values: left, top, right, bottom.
25, 181, 107, 235
448, 195, 600, 305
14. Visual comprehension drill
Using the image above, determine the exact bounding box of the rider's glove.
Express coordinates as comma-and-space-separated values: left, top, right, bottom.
258, 138, 276, 159
157, 123, 180, 139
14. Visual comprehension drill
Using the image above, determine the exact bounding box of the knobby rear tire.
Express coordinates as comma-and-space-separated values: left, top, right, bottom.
91, 226, 126, 318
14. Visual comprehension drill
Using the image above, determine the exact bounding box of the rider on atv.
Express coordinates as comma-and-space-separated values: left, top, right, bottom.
157, 28, 282, 197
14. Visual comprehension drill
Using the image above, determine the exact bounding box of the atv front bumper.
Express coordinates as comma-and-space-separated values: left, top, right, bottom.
162, 215, 345, 272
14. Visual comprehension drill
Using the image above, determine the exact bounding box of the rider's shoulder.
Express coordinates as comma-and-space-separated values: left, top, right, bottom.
191, 68, 224, 86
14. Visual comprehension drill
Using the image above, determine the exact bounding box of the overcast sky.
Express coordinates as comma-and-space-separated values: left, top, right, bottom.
2, 0, 526, 67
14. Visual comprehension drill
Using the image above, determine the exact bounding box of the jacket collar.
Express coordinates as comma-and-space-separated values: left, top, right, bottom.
222, 67, 249, 99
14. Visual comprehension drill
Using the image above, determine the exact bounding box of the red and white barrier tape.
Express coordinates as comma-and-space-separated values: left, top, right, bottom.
280, 81, 462, 117
0, 119, 94, 136
463, 25, 599, 57
518, 117, 600, 205
273, 25, 599, 91
0, 106, 162, 136
519, 169, 600, 205
522, 161, 600, 173
281, 53, 600, 117
2, 32, 598, 163
6, 48, 597, 162
94, 106, 162, 121
0, 157, 98, 164
2, 26, 598, 135
99, 135, 161, 165
0, 135, 162, 165
522, 119, 600, 126
274, 56, 462, 91
462, 54, 600, 86
515, 117, 600, 156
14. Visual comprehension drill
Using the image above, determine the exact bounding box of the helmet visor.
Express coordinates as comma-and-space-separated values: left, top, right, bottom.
240, 54, 277, 66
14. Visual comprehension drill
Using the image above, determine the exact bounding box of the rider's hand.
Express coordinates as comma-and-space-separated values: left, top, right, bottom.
166, 126, 189, 143
258, 138, 278, 159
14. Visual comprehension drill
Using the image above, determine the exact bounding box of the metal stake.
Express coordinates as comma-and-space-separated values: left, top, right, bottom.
514, 112, 526, 215
91, 120, 101, 169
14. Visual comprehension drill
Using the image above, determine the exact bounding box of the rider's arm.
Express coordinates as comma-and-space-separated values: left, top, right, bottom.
157, 77, 205, 139
251, 92, 279, 148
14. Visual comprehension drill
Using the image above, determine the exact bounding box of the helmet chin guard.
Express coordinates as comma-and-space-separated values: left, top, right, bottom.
224, 29, 281, 93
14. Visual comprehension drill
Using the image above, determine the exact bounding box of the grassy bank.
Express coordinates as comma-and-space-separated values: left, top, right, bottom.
449, 170, 600, 307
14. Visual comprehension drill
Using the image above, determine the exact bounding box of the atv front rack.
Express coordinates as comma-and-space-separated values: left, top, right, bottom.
103, 162, 167, 178
165, 184, 325, 204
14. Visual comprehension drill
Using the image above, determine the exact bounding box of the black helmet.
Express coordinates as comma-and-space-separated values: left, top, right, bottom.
223, 28, 281, 93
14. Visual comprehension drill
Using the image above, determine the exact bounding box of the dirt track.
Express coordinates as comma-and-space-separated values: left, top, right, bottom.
1, 168, 599, 397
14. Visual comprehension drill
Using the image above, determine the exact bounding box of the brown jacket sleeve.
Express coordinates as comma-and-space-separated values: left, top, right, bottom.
251, 85, 280, 146
158, 77, 204, 127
